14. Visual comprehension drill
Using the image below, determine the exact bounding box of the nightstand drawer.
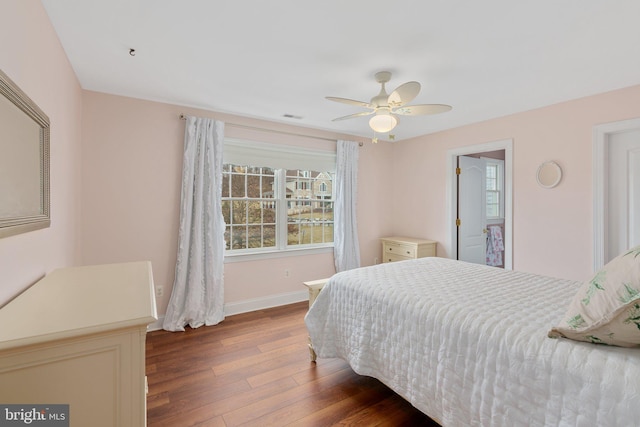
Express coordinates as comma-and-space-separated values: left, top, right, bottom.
384, 252, 412, 263
384, 242, 415, 258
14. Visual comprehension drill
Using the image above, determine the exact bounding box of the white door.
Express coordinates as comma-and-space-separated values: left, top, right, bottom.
458, 156, 487, 264
607, 129, 640, 262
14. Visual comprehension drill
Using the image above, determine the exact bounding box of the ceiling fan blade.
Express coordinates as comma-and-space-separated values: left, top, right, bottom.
388, 81, 421, 107
326, 96, 372, 108
393, 104, 452, 116
332, 111, 375, 121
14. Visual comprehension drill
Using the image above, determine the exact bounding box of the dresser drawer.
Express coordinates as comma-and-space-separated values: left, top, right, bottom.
383, 242, 416, 258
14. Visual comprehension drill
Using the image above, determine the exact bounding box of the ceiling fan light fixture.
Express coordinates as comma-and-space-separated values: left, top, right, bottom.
369, 113, 397, 133
328, 71, 452, 137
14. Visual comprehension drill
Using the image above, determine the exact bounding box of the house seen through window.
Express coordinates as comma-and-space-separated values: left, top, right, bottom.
221, 139, 336, 254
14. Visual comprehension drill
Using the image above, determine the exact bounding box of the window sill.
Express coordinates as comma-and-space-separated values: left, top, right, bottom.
224, 246, 334, 263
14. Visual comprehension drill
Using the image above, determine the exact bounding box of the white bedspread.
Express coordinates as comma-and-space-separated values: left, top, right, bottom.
305, 257, 640, 426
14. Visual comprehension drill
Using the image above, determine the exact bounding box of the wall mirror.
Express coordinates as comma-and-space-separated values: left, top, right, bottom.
0, 69, 50, 238
536, 160, 562, 189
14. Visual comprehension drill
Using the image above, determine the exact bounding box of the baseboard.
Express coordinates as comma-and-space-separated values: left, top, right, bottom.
224, 290, 308, 316
147, 316, 165, 332
146, 290, 308, 332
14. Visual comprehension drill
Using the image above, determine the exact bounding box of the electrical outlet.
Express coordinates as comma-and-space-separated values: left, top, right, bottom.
285, 269, 290, 278
156, 286, 163, 297
374, 257, 379, 265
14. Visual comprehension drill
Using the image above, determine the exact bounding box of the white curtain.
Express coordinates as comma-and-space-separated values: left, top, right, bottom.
334, 140, 361, 272
163, 116, 226, 331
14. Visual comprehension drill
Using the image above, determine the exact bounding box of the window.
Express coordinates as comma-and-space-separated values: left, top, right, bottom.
222, 139, 336, 255
485, 159, 504, 219
285, 169, 334, 246
222, 165, 277, 250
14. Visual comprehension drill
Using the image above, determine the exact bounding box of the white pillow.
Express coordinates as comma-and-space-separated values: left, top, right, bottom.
548, 246, 640, 347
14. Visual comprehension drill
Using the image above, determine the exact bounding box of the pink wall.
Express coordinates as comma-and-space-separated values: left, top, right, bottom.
81, 91, 393, 316
392, 84, 640, 281
0, 1, 83, 306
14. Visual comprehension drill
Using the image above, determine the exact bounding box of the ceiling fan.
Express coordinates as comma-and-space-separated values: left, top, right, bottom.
326, 71, 452, 135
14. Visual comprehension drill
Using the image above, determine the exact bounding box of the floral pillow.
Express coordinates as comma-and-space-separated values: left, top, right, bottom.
548, 245, 640, 347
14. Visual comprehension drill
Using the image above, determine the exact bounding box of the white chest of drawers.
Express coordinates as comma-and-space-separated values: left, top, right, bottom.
380, 236, 437, 263
0, 262, 157, 427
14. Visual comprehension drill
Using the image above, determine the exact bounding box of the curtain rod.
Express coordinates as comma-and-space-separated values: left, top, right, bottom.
179, 114, 363, 146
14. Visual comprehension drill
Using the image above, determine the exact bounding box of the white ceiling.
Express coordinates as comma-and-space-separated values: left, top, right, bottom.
41, 0, 640, 141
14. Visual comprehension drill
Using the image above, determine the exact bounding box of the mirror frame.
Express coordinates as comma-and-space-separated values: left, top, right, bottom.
0, 69, 50, 238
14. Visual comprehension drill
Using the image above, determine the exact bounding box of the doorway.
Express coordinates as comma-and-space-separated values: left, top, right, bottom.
458, 152, 506, 267
594, 118, 640, 269
447, 139, 513, 269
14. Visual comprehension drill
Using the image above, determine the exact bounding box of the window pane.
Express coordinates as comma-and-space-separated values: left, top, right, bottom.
247, 174, 261, 198
486, 178, 496, 191
222, 201, 230, 224
247, 225, 263, 248
263, 224, 276, 248
229, 226, 246, 250
230, 172, 245, 197
324, 223, 334, 243
299, 224, 312, 244
222, 173, 230, 197
487, 192, 498, 205
263, 175, 275, 199
287, 223, 300, 245
231, 200, 247, 225
247, 201, 263, 224
486, 190, 500, 218
263, 202, 276, 223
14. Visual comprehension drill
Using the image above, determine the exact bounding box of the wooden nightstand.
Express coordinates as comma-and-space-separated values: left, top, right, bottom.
380, 236, 437, 263
303, 278, 330, 362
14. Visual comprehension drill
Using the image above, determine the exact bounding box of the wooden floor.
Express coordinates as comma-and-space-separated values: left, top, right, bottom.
146, 301, 439, 426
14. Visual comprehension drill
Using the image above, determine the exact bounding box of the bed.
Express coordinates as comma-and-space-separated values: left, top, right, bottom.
304, 257, 640, 426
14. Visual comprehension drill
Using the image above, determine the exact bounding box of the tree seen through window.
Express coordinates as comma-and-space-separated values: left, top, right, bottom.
222, 164, 334, 252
